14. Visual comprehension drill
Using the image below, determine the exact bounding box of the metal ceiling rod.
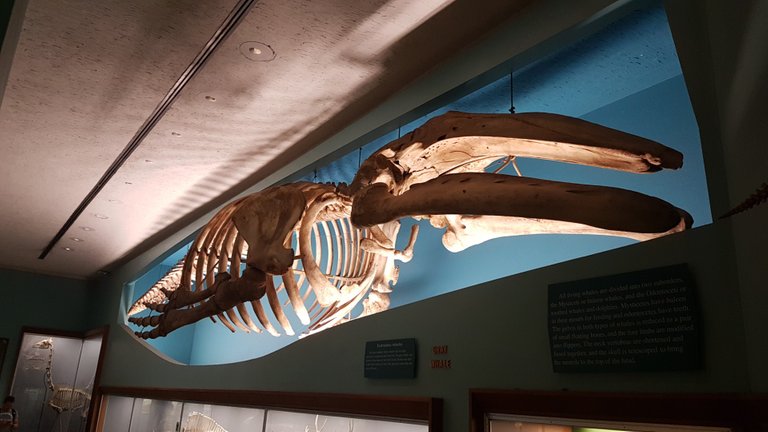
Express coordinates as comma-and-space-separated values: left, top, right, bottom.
38, 0, 260, 260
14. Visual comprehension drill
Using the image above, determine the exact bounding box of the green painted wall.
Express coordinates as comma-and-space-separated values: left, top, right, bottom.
665, 0, 768, 392
0, 268, 91, 393
733, 205, 768, 393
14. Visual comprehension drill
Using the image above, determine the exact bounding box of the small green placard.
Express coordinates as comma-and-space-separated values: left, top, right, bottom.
364, 338, 417, 379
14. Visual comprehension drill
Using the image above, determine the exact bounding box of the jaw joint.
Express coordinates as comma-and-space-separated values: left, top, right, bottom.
361, 224, 419, 262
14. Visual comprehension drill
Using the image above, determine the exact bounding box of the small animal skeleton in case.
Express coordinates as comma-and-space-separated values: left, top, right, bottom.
129, 111, 692, 339
182, 412, 228, 432
30, 338, 91, 431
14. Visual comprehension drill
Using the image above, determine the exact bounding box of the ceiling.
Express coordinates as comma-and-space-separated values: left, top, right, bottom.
0, 0, 534, 279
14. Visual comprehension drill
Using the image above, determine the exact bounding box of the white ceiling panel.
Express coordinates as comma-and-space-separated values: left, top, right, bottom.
0, 0, 533, 278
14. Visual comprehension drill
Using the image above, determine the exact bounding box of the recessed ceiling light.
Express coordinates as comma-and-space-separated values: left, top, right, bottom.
204, 95, 216, 102
62, 247, 74, 252
145, 159, 153, 163
80, 226, 95, 231
239, 41, 275, 62
94, 213, 109, 219
171, 131, 182, 137
107, 199, 122, 204
70, 237, 84, 242
124, 181, 133, 185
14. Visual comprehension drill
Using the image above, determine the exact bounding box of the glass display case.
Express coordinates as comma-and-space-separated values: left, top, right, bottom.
470, 390, 767, 432
263, 409, 426, 432
179, 402, 264, 432
98, 388, 438, 432
9, 328, 107, 432
489, 416, 730, 432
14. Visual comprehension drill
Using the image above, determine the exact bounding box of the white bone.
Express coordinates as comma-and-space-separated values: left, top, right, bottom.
31, 338, 92, 419
183, 412, 228, 432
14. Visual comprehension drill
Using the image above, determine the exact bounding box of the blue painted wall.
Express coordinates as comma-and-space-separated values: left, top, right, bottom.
127, 2, 711, 365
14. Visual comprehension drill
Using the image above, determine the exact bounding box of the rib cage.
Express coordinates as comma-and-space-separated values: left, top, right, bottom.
228, 218, 375, 336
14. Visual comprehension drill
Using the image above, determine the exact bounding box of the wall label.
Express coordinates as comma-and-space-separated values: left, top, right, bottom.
430, 359, 452, 369
548, 264, 700, 373
430, 345, 451, 369
432, 345, 448, 355
364, 338, 417, 379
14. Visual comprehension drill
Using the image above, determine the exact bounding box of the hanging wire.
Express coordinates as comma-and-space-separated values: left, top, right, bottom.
358, 147, 362, 168
507, 70, 523, 176
509, 71, 516, 114
313, 168, 318, 182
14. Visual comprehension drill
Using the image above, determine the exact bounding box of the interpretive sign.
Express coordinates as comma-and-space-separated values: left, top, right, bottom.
364, 338, 417, 378
548, 264, 700, 373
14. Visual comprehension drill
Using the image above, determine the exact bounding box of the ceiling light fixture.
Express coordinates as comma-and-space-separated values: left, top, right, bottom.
204, 95, 216, 102
62, 247, 74, 252
107, 199, 122, 204
171, 132, 182, 137
239, 41, 275, 62
80, 226, 95, 231
70, 237, 84, 242
94, 213, 109, 219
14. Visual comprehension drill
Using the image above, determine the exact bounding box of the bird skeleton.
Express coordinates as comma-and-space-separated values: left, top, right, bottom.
129, 111, 691, 339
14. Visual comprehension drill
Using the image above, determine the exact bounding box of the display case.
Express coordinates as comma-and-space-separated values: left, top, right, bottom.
470, 390, 768, 432
9, 327, 108, 432
488, 416, 730, 432
97, 388, 439, 432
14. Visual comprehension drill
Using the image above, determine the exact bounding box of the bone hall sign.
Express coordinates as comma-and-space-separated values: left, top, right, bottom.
548, 264, 700, 373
